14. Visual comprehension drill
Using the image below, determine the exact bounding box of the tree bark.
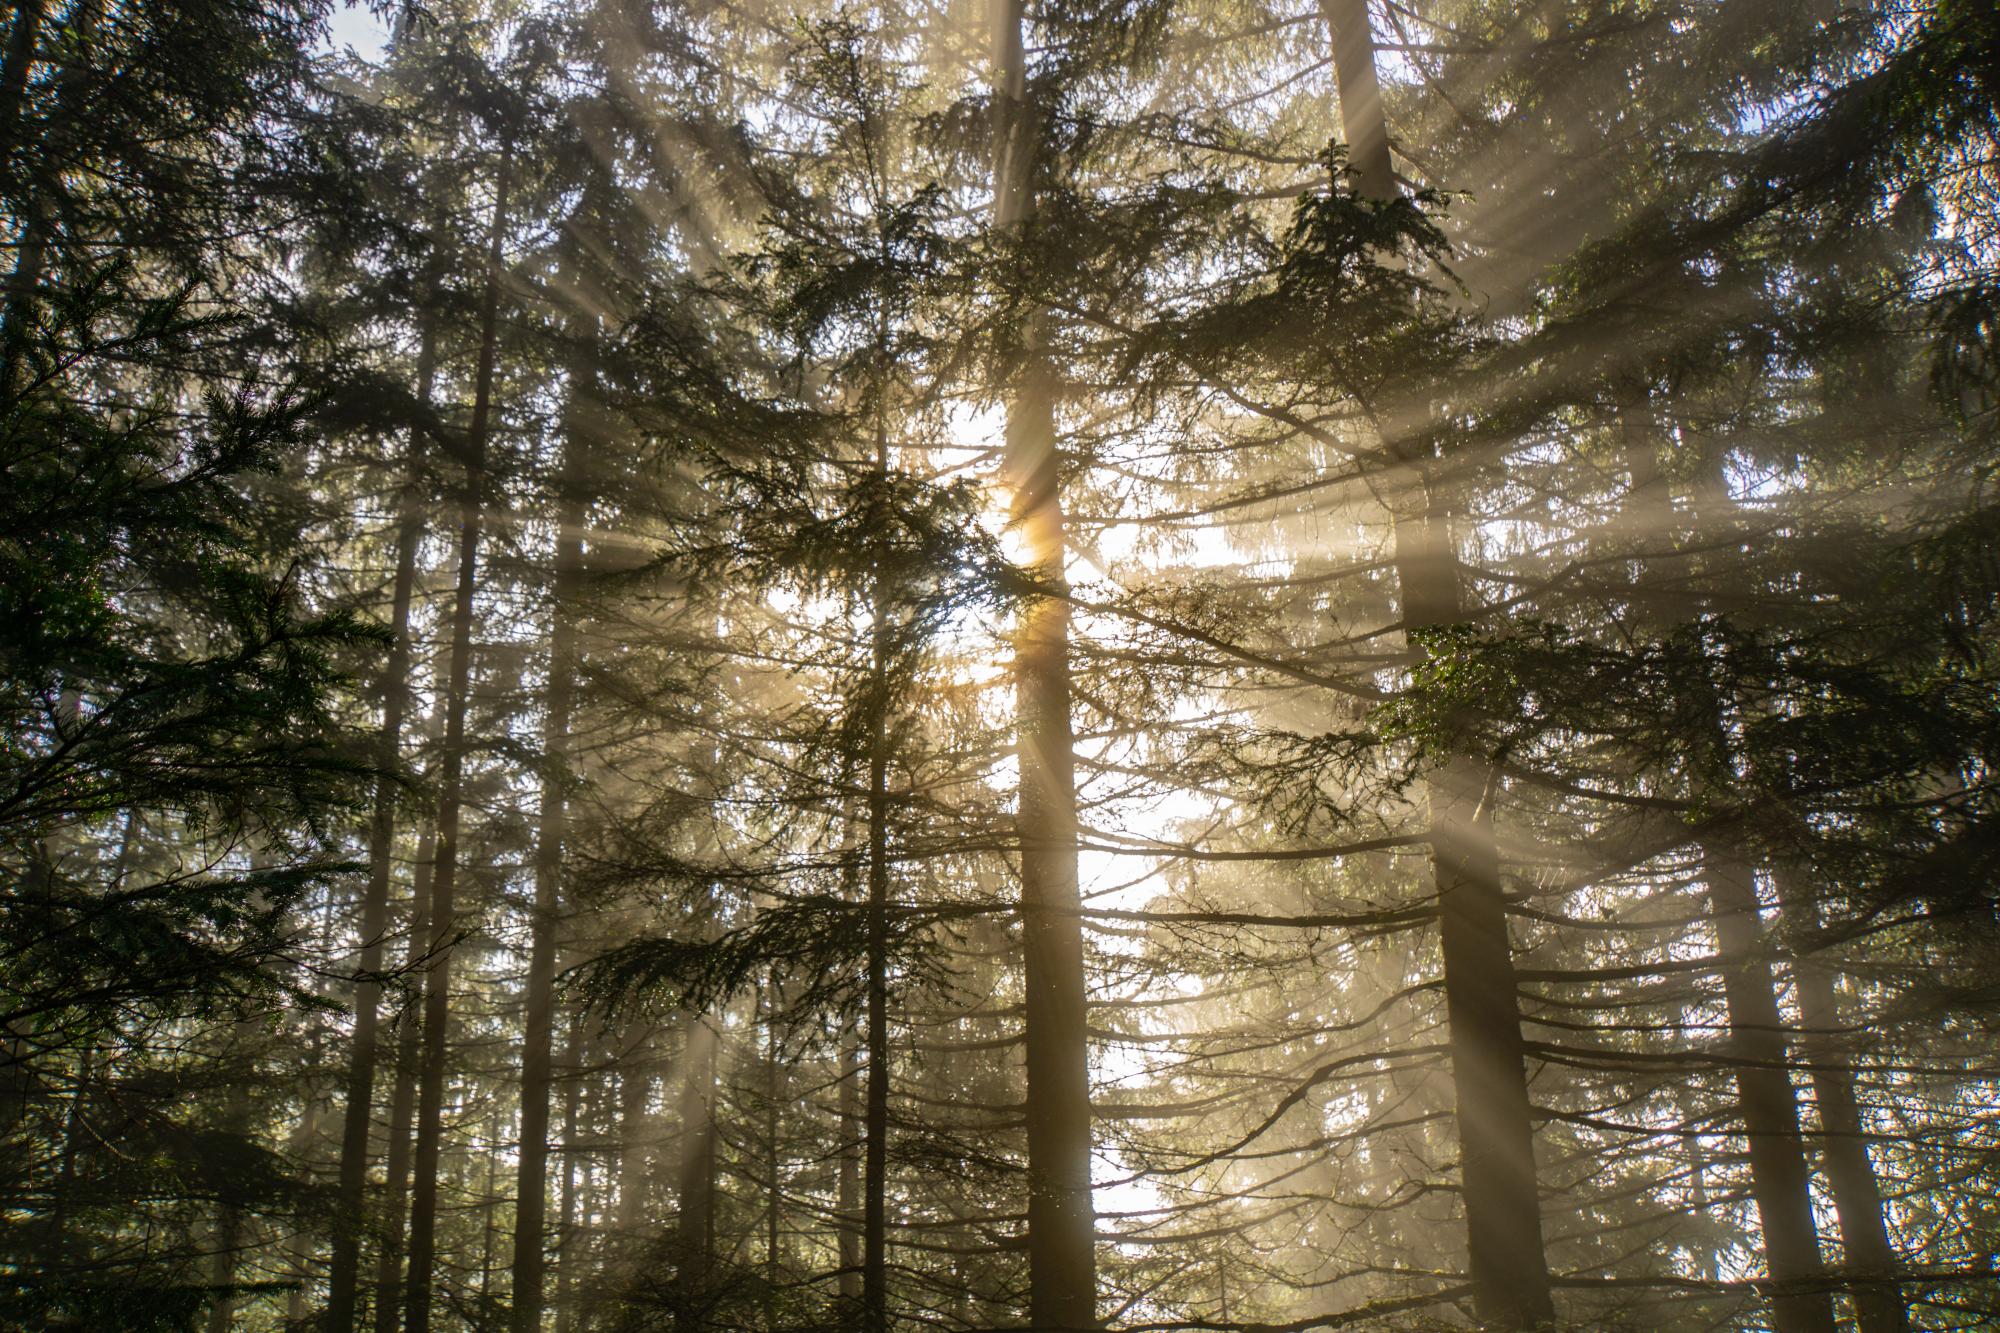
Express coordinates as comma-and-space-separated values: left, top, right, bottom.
616, 1017, 653, 1252
204, 1016, 267, 1333
510, 304, 594, 1333
285, 1065, 326, 1327
204, 1208, 240, 1333
1318, 2, 1552, 1324
991, 2, 1097, 1328
838, 1024, 862, 1304
403, 155, 511, 1333
1778, 872, 1909, 1333
763, 977, 783, 1302
0, 0, 95, 396
674, 1012, 719, 1333
326, 322, 437, 1332
863, 417, 895, 1333
1316, 0, 1394, 194
0, 0, 44, 181
1430, 749, 1550, 1330
1704, 847, 1834, 1333
554, 1012, 584, 1333
48, 1052, 88, 1272
372, 809, 436, 1333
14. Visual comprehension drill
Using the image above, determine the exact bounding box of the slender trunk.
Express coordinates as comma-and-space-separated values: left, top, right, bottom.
1, 203, 46, 394
42, 822, 133, 1264
1319, 2, 1551, 1323
1778, 873, 1909, 1333
837, 1026, 861, 1304
372, 811, 437, 1333
478, 1148, 499, 1307
404, 156, 512, 1333
0, 0, 44, 180
616, 1019, 653, 1250
202, 1025, 257, 1332
47, 1049, 89, 1272
571, 1031, 612, 1333
286, 1072, 325, 1326
860, 684, 892, 1328
555, 1012, 583, 1333
205, 1203, 241, 1333
511, 317, 593, 1333
674, 1013, 719, 1333
327, 324, 438, 1331
1686, 1123, 1716, 1283
992, 2, 1095, 1326
863, 574, 892, 1333
0, 0, 94, 395
1704, 847, 1834, 1333
763, 978, 782, 1282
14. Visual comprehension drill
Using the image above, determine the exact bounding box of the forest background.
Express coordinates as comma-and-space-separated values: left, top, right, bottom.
1, 0, 1997, 1330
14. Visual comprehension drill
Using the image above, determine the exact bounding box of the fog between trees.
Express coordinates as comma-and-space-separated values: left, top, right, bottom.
2, 0, 1998, 1330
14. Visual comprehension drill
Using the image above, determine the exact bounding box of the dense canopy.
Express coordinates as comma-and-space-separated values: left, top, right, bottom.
1, 0, 1997, 1330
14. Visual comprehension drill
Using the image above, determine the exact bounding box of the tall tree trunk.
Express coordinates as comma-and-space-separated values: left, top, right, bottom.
0, 0, 44, 180
404, 156, 512, 1333
1704, 847, 1834, 1333
991, 1, 1096, 1326
205, 1204, 241, 1333
674, 1013, 719, 1333
1778, 872, 1908, 1333
555, 1012, 583, 1333
1318, 1, 1551, 1323
863, 424, 894, 1333
570, 1030, 613, 1333
1428, 747, 1549, 1331
286, 1061, 327, 1327
616, 1018, 653, 1251
1316, 0, 1394, 195
0, 0, 95, 395
837, 1025, 862, 1304
510, 311, 594, 1333
373, 810, 437, 1333
759, 978, 784, 1330
327, 323, 437, 1332
48, 1052, 87, 1272
202, 1024, 256, 1333
478, 1147, 500, 1308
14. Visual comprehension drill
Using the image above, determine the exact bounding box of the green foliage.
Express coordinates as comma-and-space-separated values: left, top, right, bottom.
0, 1277, 237, 1333
0, 0, 379, 1293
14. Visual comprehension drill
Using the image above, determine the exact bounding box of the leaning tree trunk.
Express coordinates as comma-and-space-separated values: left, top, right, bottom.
1703, 847, 1835, 1333
1777, 870, 1908, 1333
991, 1, 1097, 1327
326, 321, 437, 1330
403, 155, 512, 1333
1317, 0, 1553, 1323
1677, 449, 1834, 1333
